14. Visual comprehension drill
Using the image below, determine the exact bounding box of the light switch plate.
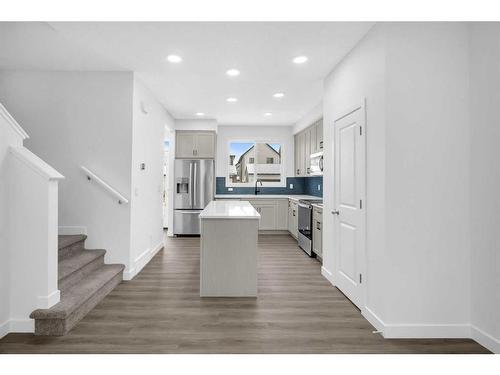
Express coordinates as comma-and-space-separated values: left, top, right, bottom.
228, 187, 234, 191
318, 184, 321, 191
289, 183, 294, 189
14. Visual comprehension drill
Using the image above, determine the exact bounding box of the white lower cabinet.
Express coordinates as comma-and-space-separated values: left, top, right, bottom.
288, 199, 299, 238
276, 199, 288, 230
218, 198, 288, 231
312, 206, 323, 257
250, 201, 276, 230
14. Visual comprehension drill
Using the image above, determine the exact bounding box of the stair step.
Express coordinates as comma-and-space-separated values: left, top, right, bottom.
58, 235, 87, 260
30, 264, 125, 335
58, 249, 106, 291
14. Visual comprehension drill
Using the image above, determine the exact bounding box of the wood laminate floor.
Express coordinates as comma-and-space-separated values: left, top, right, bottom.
0, 234, 490, 354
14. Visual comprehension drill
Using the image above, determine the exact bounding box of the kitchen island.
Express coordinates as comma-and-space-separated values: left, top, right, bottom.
198, 200, 260, 297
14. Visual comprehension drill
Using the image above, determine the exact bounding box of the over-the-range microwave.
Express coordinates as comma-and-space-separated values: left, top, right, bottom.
309, 151, 323, 176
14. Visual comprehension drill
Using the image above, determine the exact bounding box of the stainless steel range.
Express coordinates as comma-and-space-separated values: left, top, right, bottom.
298, 198, 323, 256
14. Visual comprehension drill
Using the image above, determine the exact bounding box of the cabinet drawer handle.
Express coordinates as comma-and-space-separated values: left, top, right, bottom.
316, 222, 321, 230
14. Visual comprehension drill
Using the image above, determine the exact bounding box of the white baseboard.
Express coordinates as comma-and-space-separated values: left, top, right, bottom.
123, 241, 164, 281
361, 306, 386, 333
37, 289, 60, 309
150, 242, 164, 258
361, 306, 471, 339
58, 226, 87, 235
321, 266, 335, 286
0, 320, 9, 339
122, 267, 135, 281
383, 323, 471, 338
0, 319, 34, 338
471, 325, 500, 354
9, 319, 34, 333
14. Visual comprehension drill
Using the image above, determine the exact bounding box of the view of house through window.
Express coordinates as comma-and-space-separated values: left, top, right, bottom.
229, 142, 282, 184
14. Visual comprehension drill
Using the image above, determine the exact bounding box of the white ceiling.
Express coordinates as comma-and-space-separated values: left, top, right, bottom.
0, 22, 373, 125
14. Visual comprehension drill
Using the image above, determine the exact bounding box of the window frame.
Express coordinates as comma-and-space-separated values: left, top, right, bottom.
226, 139, 286, 188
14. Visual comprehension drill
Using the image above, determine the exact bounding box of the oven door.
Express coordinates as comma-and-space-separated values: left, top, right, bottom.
298, 203, 312, 239
298, 202, 313, 256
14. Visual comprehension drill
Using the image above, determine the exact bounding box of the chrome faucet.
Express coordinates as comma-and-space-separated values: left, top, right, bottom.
254, 179, 263, 195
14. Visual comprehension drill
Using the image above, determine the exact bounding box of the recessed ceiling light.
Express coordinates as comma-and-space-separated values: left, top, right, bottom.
166, 55, 182, 63
226, 97, 238, 103
293, 56, 308, 64
226, 69, 240, 77
264, 112, 273, 117
273, 92, 285, 98
195, 112, 205, 116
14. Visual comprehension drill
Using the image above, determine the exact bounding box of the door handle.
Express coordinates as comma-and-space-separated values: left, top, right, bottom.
193, 162, 197, 207
331, 210, 340, 215
189, 163, 193, 207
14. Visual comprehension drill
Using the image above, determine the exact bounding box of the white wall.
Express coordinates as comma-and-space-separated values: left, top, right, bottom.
216, 125, 295, 179
0, 71, 135, 271
384, 23, 471, 332
8, 148, 63, 332
0, 105, 24, 336
128, 77, 173, 277
323, 23, 476, 339
322, 24, 388, 324
469, 23, 500, 353
1, 103, 63, 338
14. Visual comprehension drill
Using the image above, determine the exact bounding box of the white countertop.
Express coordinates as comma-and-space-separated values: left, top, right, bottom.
199, 200, 261, 220
215, 194, 321, 201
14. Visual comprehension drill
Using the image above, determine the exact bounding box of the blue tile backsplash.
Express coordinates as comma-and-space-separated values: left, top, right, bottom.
216, 176, 322, 197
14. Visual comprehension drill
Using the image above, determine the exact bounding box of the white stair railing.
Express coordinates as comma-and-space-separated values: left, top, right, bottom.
81, 166, 129, 204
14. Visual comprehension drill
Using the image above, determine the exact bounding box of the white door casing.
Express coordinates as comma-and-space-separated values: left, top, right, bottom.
333, 103, 366, 309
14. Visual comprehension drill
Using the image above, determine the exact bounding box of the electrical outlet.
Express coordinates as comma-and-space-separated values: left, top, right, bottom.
228, 187, 234, 191
289, 183, 294, 189
318, 184, 321, 191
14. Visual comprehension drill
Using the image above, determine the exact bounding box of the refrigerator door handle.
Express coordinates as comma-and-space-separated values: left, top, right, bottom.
193, 162, 197, 208
189, 162, 193, 208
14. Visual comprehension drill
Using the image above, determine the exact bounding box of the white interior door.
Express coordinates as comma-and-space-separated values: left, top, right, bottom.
333, 105, 366, 309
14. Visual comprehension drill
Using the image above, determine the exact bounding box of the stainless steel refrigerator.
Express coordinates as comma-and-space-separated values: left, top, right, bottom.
173, 159, 215, 235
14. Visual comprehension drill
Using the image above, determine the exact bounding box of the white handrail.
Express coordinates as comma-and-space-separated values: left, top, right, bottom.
81, 166, 129, 204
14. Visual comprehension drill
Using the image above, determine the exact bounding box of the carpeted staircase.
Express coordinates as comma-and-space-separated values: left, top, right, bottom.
30, 235, 125, 335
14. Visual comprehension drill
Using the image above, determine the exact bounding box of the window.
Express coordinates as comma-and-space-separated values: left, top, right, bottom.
228, 141, 283, 186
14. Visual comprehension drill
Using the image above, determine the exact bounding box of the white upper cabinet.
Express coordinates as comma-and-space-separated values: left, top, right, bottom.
295, 118, 323, 176
194, 132, 216, 158
304, 128, 311, 175
316, 120, 323, 152
176, 131, 216, 159
309, 125, 317, 154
